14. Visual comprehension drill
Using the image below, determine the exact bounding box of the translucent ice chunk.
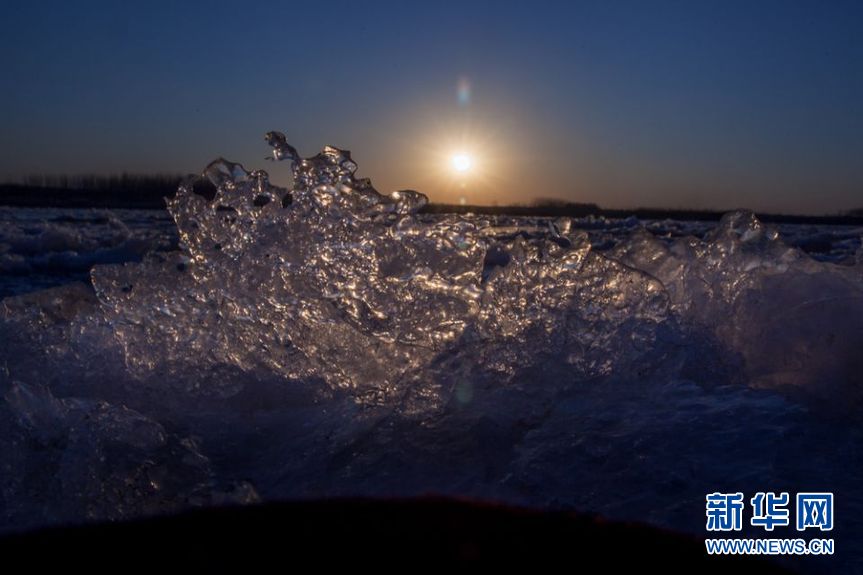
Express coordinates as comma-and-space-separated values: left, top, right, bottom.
609, 210, 863, 404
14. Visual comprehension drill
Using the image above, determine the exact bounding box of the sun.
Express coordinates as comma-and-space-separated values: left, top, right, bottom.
451, 153, 473, 173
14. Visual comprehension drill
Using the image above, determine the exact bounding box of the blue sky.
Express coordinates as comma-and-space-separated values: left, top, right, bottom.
1, 0, 861, 212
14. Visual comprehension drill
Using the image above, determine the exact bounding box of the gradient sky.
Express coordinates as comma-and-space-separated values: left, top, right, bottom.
1, 0, 861, 213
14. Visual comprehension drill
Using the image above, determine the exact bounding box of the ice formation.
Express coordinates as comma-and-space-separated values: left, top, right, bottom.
87, 133, 674, 404
1, 134, 861, 568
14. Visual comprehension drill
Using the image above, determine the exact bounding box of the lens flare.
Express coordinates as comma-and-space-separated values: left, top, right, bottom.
457, 77, 471, 106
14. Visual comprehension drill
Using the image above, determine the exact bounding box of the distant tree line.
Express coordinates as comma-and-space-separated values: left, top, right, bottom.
423, 201, 863, 226
16, 173, 184, 193
0, 173, 186, 208
1, 174, 862, 225
531, 197, 599, 210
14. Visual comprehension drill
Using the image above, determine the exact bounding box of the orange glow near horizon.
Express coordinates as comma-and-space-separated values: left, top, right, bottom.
385, 76, 529, 206
399, 118, 511, 206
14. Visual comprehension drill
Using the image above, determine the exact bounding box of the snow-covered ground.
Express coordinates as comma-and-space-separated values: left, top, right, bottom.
2, 206, 859, 298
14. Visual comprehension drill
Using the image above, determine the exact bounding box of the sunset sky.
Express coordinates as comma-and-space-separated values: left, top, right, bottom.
1, 0, 861, 213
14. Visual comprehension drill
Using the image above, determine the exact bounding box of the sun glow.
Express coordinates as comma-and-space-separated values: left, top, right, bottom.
451, 153, 473, 173
402, 111, 511, 205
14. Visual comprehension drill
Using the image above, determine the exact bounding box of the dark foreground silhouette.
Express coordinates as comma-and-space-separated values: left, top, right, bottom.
0, 497, 796, 572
